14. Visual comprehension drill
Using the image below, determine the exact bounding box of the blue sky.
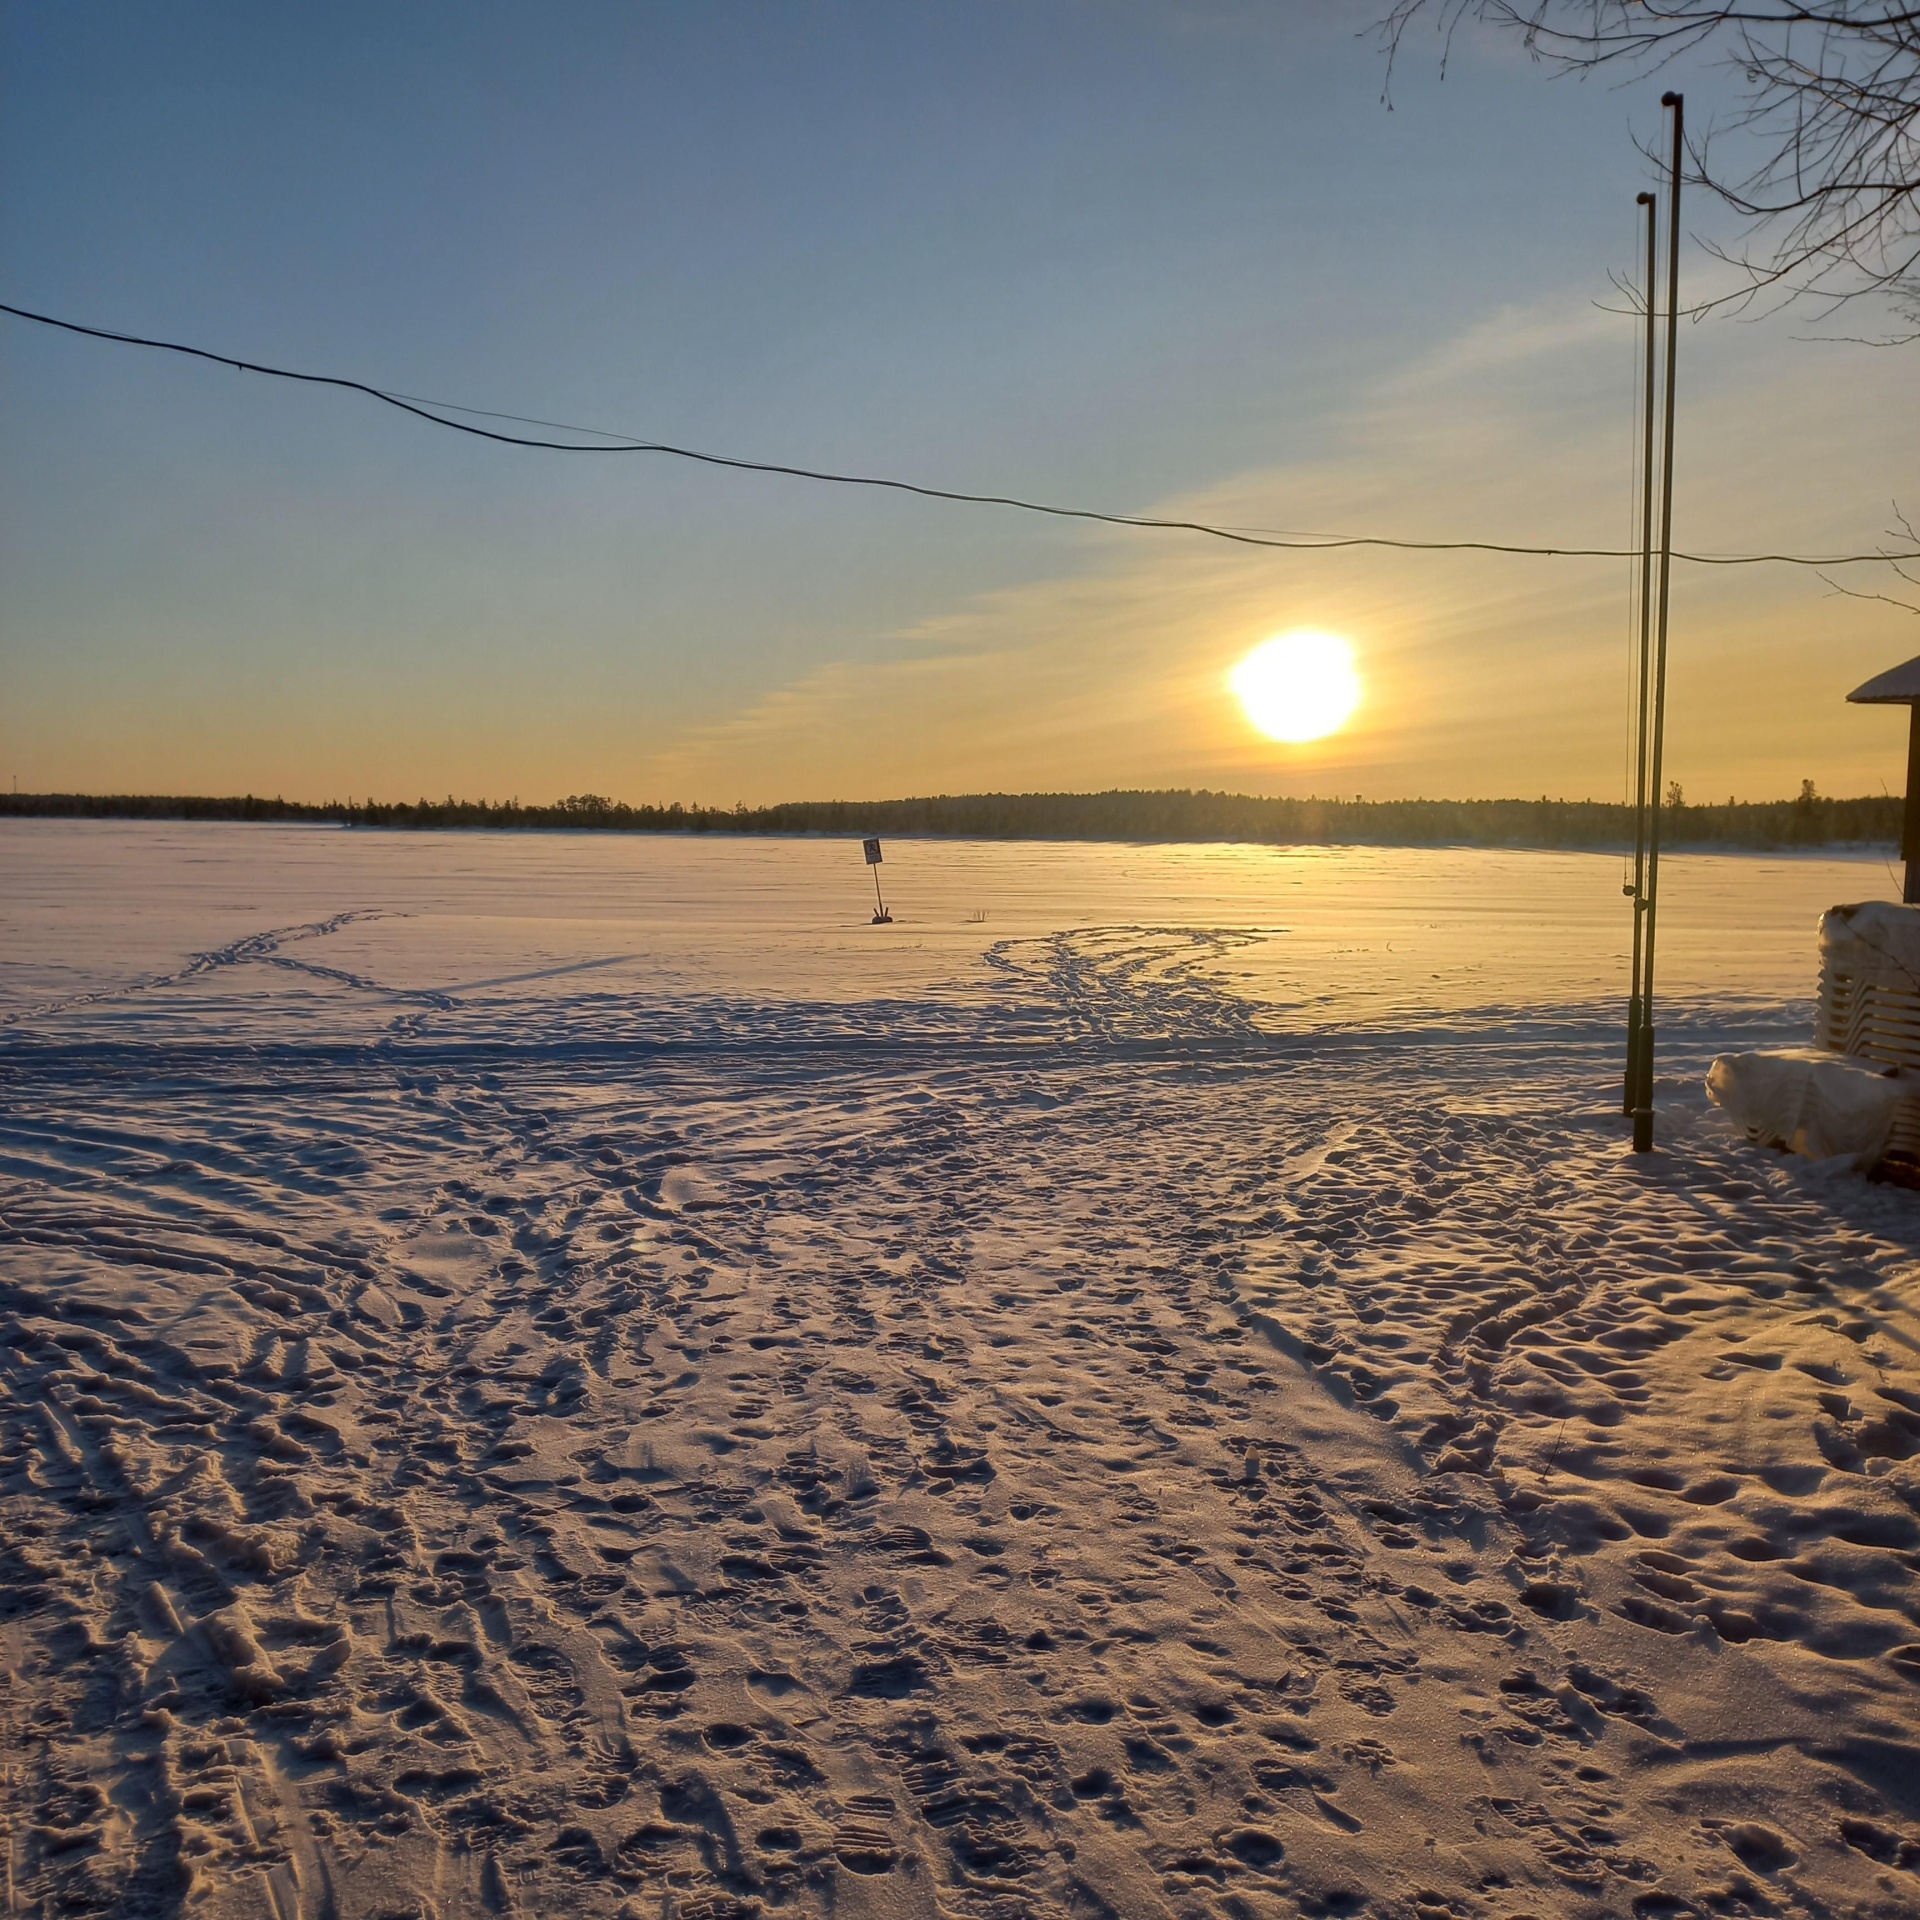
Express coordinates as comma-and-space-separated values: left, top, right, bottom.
4, 1, 1916, 802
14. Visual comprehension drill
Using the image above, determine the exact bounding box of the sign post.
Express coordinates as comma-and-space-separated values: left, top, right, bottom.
863, 837, 892, 924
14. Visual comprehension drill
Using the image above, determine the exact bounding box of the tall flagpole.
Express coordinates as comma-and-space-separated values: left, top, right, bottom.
1624, 189, 1659, 1116
1633, 92, 1683, 1156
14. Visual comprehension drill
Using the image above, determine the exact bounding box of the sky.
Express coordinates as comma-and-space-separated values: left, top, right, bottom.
3, 0, 1917, 806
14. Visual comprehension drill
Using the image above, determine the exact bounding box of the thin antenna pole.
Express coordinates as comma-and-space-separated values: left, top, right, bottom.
1634, 93, 1683, 1155
1625, 189, 1659, 1116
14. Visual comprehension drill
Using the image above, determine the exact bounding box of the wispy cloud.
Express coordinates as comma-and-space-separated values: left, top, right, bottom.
644, 283, 1918, 806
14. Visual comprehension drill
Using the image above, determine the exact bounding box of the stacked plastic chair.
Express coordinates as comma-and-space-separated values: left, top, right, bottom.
1817, 902, 1920, 1181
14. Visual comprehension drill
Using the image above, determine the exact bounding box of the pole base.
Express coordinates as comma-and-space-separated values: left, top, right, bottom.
1623, 998, 1643, 1115
1631, 1106, 1654, 1153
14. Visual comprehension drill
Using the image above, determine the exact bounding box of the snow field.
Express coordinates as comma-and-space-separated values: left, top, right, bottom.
2, 822, 1916, 1919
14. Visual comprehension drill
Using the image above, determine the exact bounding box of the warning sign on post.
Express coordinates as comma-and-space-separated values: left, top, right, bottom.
859, 837, 891, 923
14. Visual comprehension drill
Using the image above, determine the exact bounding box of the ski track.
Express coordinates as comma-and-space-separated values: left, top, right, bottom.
2, 908, 1919, 1920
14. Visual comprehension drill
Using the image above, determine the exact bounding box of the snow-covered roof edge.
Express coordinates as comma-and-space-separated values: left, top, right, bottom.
1846, 655, 1920, 704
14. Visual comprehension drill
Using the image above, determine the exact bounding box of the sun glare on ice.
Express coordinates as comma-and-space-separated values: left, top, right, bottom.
1230, 630, 1362, 743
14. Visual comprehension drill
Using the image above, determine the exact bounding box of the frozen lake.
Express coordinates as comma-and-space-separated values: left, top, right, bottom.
4, 822, 1917, 1919
1, 819, 1889, 1036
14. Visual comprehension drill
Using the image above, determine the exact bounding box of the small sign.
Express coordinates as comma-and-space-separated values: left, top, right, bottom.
859, 835, 892, 923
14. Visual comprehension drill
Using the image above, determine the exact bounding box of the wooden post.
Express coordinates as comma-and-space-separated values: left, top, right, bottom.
1905, 707, 1920, 905
1846, 660, 1920, 878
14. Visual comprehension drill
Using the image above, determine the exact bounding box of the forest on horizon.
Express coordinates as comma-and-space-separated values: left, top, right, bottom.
2, 783, 1899, 852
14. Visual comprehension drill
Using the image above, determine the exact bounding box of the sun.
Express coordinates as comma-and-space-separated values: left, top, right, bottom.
1229, 629, 1362, 744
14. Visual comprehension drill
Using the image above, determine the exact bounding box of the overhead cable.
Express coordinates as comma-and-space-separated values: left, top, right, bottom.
3, 299, 1914, 570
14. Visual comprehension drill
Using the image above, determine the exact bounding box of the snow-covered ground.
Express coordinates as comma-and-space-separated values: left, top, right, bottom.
3, 822, 1917, 1920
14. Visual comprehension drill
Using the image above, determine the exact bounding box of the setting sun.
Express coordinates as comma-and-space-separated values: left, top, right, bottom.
1229, 629, 1363, 743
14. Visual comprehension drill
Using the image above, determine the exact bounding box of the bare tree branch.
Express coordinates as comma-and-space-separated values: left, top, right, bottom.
1380, 4, 1920, 324
1817, 501, 1920, 609
1820, 569, 1920, 608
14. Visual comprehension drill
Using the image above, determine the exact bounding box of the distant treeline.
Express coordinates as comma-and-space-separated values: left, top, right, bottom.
3, 785, 1901, 850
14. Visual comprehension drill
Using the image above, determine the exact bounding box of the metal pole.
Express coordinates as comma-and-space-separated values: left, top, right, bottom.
872, 864, 887, 918
1633, 92, 1683, 1155
1625, 189, 1659, 1115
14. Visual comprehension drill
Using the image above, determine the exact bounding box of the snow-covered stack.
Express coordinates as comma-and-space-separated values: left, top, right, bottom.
1816, 900, 1920, 1068
1707, 901, 1920, 1178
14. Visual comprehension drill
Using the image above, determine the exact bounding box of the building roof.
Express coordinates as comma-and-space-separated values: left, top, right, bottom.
1847, 655, 1920, 705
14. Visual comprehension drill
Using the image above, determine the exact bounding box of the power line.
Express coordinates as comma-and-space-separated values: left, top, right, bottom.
4, 297, 1915, 570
